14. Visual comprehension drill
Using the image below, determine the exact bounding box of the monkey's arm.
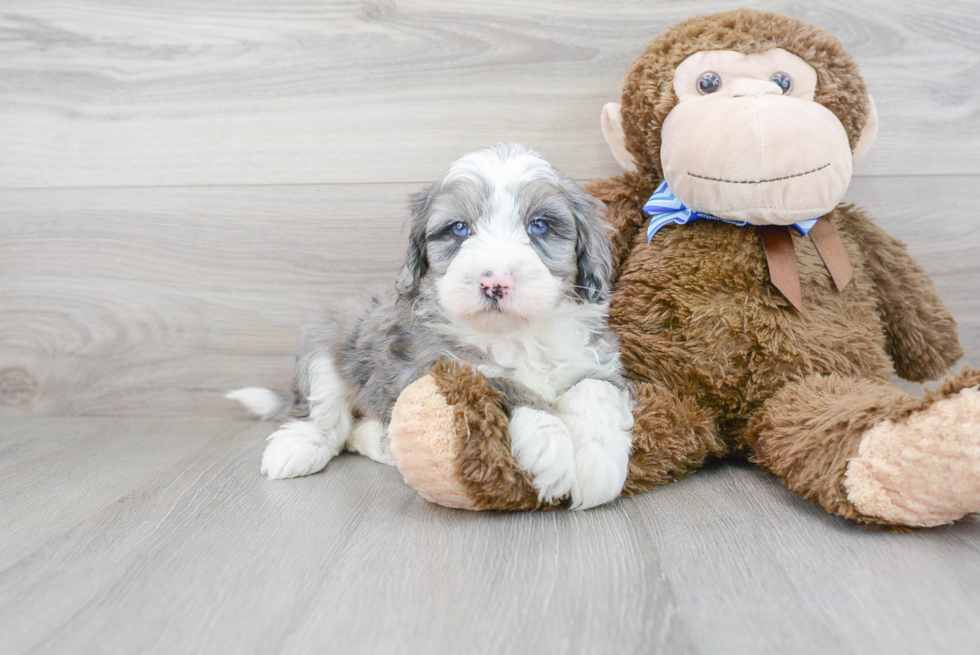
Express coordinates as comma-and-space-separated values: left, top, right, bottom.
844, 209, 963, 382
486, 377, 554, 417
585, 173, 657, 279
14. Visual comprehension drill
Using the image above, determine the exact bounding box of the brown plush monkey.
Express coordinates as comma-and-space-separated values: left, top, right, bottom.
388, 9, 980, 527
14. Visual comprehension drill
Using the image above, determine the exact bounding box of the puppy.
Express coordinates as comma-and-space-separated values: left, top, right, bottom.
228, 144, 634, 509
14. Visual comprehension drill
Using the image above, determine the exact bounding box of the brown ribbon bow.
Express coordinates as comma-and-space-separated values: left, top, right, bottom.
757, 219, 853, 311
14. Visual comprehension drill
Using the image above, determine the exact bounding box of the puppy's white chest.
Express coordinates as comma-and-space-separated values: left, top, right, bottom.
459, 302, 614, 405
482, 334, 592, 404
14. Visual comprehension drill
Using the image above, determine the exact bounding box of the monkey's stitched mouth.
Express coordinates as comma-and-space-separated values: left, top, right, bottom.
687, 163, 830, 184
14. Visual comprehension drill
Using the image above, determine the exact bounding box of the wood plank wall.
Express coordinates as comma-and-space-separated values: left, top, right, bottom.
1, 0, 978, 416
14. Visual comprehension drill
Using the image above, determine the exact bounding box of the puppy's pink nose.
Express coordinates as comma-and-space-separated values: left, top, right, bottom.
479, 272, 514, 300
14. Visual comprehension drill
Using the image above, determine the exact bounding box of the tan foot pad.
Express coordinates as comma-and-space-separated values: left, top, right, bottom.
844, 387, 980, 527
388, 375, 477, 510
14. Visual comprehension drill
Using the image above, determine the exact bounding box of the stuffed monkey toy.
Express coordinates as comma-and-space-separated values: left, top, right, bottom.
387, 9, 980, 527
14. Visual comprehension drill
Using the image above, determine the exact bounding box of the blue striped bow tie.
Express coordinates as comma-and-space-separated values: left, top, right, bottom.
643, 180, 819, 242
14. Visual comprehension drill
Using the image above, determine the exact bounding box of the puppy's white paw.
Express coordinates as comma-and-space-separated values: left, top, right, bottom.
346, 418, 395, 466
261, 421, 337, 479
509, 407, 576, 503
557, 379, 634, 510
567, 440, 630, 510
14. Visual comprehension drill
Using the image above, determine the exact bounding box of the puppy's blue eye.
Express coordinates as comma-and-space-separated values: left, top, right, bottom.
528, 219, 549, 236
451, 221, 470, 237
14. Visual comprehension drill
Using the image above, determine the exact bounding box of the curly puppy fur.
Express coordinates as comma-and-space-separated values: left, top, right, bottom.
232, 145, 634, 509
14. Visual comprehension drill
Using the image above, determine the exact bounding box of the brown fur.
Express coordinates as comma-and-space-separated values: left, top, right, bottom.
849, 217, 965, 381
590, 9, 973, 527
745, 374, 919, 525
390, 9, 977, 526
622, 381, 727, 494
428, 360, 559, 511
618, 9, 869, 183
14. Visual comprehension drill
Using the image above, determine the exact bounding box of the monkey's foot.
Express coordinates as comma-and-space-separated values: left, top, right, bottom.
844, 387, 980, 527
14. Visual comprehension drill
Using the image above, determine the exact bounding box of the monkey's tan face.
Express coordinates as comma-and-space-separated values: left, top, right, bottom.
660, 48, 853, 225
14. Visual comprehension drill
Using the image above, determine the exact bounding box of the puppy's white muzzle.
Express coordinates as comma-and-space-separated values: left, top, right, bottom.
437, 222, 561, 330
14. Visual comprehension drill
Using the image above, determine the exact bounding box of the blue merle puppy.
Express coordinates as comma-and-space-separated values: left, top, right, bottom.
229, 144, 634, 509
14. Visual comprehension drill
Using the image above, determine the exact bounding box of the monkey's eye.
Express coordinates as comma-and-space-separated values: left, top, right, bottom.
769, 72, 792, 94
451, 221, 470, 237
528, 219, 549, 236
697, 71, 721, 94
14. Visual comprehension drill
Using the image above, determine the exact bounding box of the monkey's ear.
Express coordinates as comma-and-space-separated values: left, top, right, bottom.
852, 95, 878, 163
601, 102, 638, 172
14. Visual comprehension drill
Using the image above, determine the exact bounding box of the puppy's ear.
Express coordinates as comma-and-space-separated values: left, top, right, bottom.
564, 178, 613, 304
395, 185, 434, 299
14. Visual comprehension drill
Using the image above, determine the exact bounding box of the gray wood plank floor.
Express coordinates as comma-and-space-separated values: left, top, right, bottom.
2, 1, 980, 653
1, 417, 978, 655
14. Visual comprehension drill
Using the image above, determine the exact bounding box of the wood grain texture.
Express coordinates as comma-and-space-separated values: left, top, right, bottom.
0, 417, 977, 655
1, 176, 977, 416
1, 0, 979, 188
2, 4, 978, 654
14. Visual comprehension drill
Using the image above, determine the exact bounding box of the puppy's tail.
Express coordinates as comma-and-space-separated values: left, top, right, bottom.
225, 387, 292, 421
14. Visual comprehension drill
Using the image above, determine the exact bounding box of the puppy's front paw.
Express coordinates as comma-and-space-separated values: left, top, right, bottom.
567, 439, 630, 510
509, 407, 576, 503
261, 421, 334, 479
557, 379, 633, 510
